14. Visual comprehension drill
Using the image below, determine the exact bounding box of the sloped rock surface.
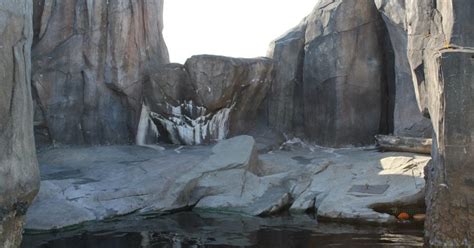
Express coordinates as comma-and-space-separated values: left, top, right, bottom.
137, 55, 273, 145
0, 0, 40, 246
25, 136, 430, 230
31, 0, 169, 145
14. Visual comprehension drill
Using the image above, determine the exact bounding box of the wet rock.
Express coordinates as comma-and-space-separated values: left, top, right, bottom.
31, 0, 169, 145
137, 55, 273, 145
0, 0, 40, 246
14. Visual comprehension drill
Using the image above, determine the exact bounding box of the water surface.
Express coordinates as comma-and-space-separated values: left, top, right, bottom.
22, 211, 424, 247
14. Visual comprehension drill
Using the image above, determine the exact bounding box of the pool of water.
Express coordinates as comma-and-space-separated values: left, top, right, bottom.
22, 211, 424, 247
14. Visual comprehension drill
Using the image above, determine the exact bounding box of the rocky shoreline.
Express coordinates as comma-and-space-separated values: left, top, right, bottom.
25, 136, 429, 231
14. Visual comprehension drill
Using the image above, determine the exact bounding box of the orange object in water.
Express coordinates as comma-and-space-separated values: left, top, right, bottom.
397, 212, 410, 220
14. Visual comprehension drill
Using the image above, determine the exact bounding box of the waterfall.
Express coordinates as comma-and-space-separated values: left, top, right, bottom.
149, 101, 233, 145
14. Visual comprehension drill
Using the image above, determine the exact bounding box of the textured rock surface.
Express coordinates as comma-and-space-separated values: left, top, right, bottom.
268, 0, 435, 145
375, 0, 432, 137
31, 0, 169, 145
302, 0, 387, 147
137, 55, 273, 145
376, 0, 474, 245
0, 0, 40, 246
267, 0, 390, 147
424, 50, 474, 247
267, 23, 306, 137
25, 136, 430, 230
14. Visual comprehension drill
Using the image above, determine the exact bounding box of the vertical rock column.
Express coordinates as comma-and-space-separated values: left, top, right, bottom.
0, 0, 40, 246
403, 0, 474, 245
425, 50, 474, 246
31, 0, 169, 145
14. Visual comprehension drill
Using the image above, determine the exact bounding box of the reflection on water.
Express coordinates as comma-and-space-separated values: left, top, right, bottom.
22, 211, 424, 248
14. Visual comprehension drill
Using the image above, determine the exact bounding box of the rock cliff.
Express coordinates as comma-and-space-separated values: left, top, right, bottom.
267, 0, 433, 147
31, 0, 169, 145
268, 0, 391, 147
375, 0, 474, 245
0, 0, 471, 246
0, 0, 40, 246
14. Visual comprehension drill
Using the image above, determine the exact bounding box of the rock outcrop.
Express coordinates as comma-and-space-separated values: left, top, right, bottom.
25, 136, 430, 230
375, 0, 432, 137
268, 0, 434, 146
137, 55, 273, 145
376, 0, 474, 245
0, 0, 40, 246
268, 0, 390, 147
31, 0, 169, 145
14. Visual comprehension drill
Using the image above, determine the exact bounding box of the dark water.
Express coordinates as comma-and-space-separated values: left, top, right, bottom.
22, 211, 424, 248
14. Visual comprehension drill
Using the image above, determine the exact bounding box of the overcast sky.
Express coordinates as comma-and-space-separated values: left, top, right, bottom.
163, 0, 318, 63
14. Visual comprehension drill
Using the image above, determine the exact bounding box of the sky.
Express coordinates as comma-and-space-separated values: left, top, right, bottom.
163, 0, 318, 63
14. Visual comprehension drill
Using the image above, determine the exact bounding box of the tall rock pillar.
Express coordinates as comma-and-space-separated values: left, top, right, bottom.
0, 0, 40, 246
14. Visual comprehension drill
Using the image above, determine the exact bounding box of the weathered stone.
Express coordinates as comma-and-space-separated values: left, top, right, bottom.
31, 0, 169, 145
375, 0, 432, 138
376, 0, 474, 245
25, 136, 430, 230
424, 51, 474, 246
137, 55, 273, 145
0, 0, 40, 246
266, 22, 306, 137
302, 0, 388, 147
267, 0, 392, 147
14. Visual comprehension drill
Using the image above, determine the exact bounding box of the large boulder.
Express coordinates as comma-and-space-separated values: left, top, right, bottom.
137, 55, 273, 145
268, 0, 434, 146
0, 0, 40, 246
31, 0, 169, 146
302, 0, 388, 147
267, 0, 390, 147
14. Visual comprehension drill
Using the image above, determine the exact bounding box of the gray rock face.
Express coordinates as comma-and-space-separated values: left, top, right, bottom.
376, 0, 474, 245
0, 0, 40, 246
25, 136, 430, 230
137, 55, 273, 145
31, 0, 169, 145
424, 50, 474, 247
302, 0, 387, 147
412, 3, 474, 244
375, 0, 432, 138
267, 0, 390, 147
267, 23, 306, 137
268, 0, 434, 145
